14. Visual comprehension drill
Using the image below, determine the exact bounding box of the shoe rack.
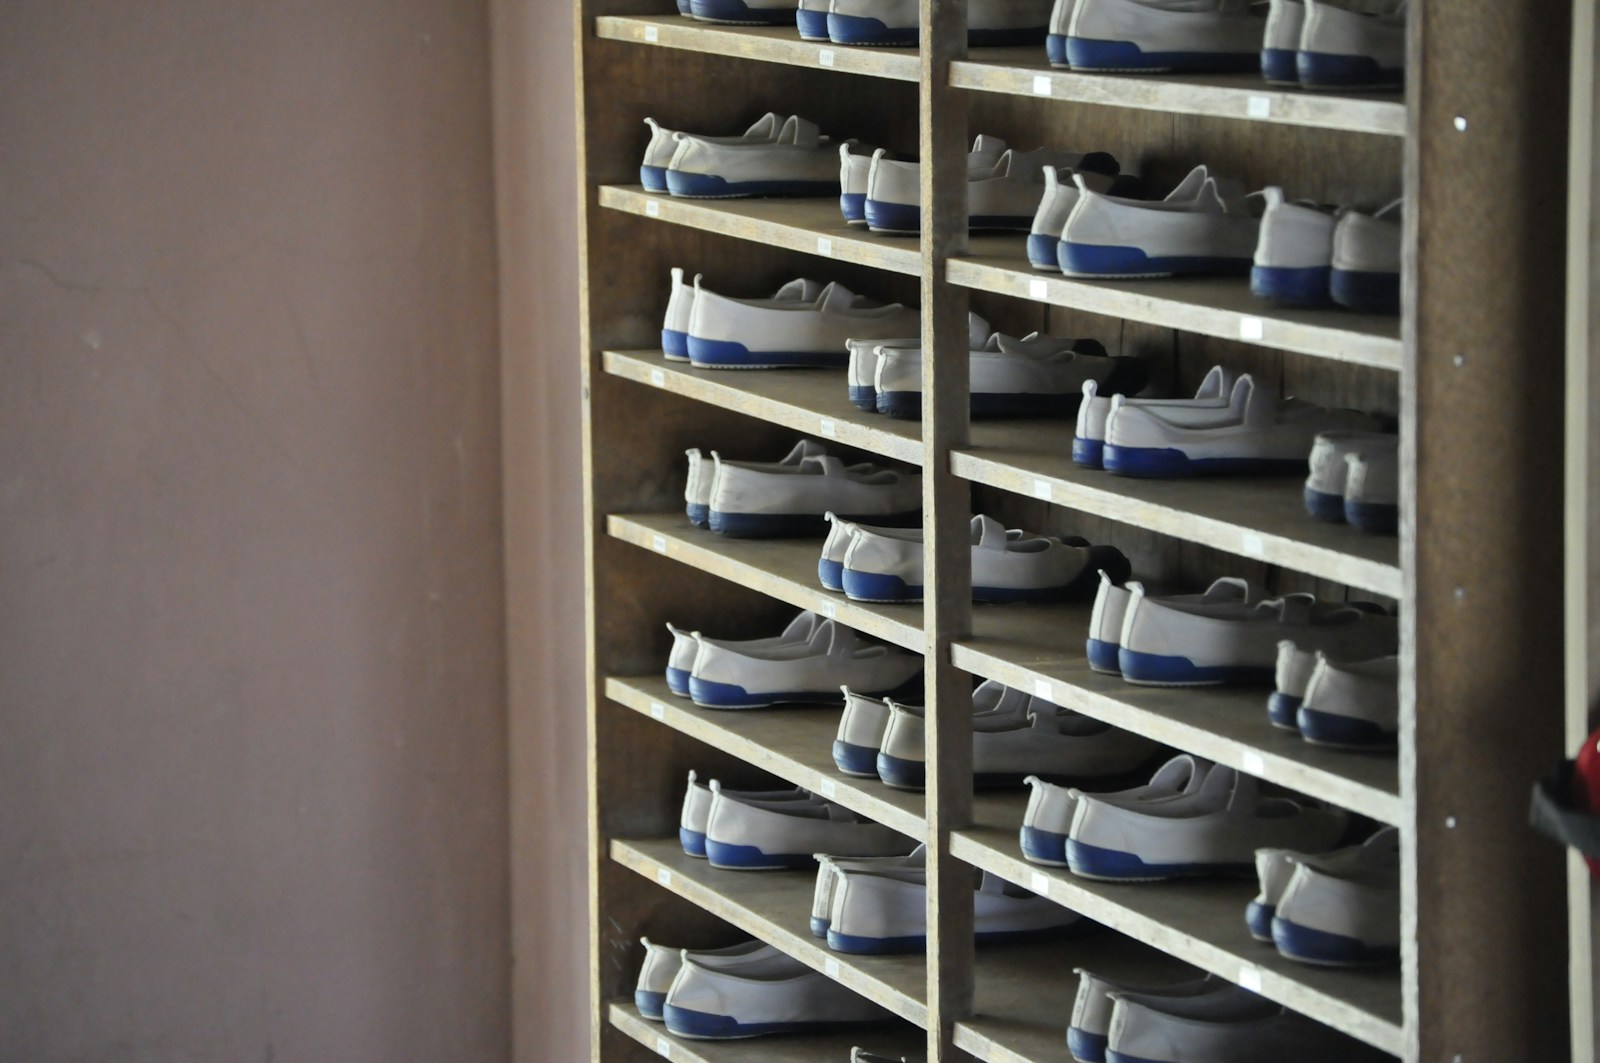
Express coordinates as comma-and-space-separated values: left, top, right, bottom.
562, 2, 1571, 1060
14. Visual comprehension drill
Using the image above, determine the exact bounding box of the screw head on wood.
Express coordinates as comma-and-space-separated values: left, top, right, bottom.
1453, 115, 1467, 131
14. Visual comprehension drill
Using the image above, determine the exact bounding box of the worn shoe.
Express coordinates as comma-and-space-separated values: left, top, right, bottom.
828, 0, 1052, 45
1267, 639, 1318, 728
1343, 444, 1399, 533
1118, 585, 1397, 686
874, 333, 1140, 420
689, 278, 916, 369
797, 0, 831, 37
1098, 576, 1264, 679
1246, 846, 1300, 940
689, 0, 801, 26
1302, 430, 1396, 523
709, 453, 922, 538
835, 686, 895, 776
1329, 199, 1402, 313
686, 439, 828, 526
1028, 160, 1122, 270
1069, 969, 1224, 1062
1296, 0, 1406, 90
1250, 188, 1336, 307
667, 609, 826, 696
642, 113, 787, 191
1067, 767, 1347, 881
665, 272, 830, 362
1074, 364, 1237, 469
839, 143, 876, 225
862, 135, 1010, 234
689, 616, 924, 708
1021, 754, 1212, 867
1260, 0, 1305, 82
1271, 827, 1400, 966
876, 680, 1039, 788
1297, 652, 1398, 748
1059, 168, 1260, 278
667, 115, 839, 198
812, 847, 926, 936
662, 948, 893, 1038
705, 781, 914, 868
846, 311, 992, 411
637, 938, 778, 1019
1066, 0, 1265, 73
679, 770, 815, 857
826, 865, 1085, 953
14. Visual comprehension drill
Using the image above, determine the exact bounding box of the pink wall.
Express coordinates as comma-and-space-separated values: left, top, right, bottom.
0, 4, 513, 1059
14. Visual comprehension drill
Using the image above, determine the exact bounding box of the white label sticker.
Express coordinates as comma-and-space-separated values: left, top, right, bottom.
650, 701, 665, 720
1031, 871, 1050, 894
817, 236, 833, 257
644, 25, 659, 42
1238, 965, 1262, 992
1239, 532, 1265, 558
819, 418, 837, 437
1032, 479, 1053, 501
819, 600, 837, 619
1239, 316, 1264, 341
650, 368, 665, 387
1241, 750, 1265, 776
656, 867, 672, 887
656, 1036, 671, 1058
1032, 75, 1053, 96
1034, 678, 1053, 701
645, 199, 659, 217
1247, 95, 1271, 118
651, 535, 667, 554
1029, 278, 1048, 300
818, 779, 836, 798
818, 47, 835, 66
825, 958, 841, 978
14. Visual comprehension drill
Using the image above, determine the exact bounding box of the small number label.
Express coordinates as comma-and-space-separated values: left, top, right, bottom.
1241, 750, 1265, 776
1031, 871, 1050, 894
1032, 479, 1053, 501
818, 48, 835, 66
656, 1037, 671, 1058
1032, 75, 1052, 96
650, 368, 665, 387
818, 779, 836, 798
817, 236, 833, 257
644, 199, 659, 217
1239, 316, 1264, 341
1238, 965, 1262, 992
1034, 678, 1053, 701
825, 958, 841, 978
1247, 95, 1271, 118
644, 25, 659, 42
651, 535, 667, 554
1239, 532, 1265, 558
1029, 278, 1048, 300
819, 601, 837, 619
650, 701, 665, 720
819, 418, 837, 437
656, 867, 672, 887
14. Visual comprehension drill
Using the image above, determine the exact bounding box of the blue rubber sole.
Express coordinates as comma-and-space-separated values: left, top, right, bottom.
827, 929, 927, 954
1027, 233, 1062, 272
641, 165, 669, 192
840, 191, 866, 225
1246, 900, 1276, 942
1297, 50, 1404, 90
704, 839, 816, 870
1330, 267, 1400, 315
828, 12, 917, 45
1068, 1026, 1108, 1063
843, 568, 922, 603
1304, 486, 1346, 523
1346, 498, 1398, 534
848, 384, 878, 411
663, 1004, 879, 1039
1117, 648, 1272, 687
1086, 637, 1121, 674
1046, 32, 1070, 68
1106, 1049, 1170, 1063
1267, 691, 1303, 730
686, 502, 709, 528
819, 557, 845, 591
1020, 825, 1069, 867
1066, 36, 1257, 73
1261, 47, 1298, 84
688, 676, 848, 709
810, 915, 829, 937
687, 0, 797, 25
636, 990, 667, 1020
1072, 436, 1105, 469
677, 0, 693, 12
1067, 839, 1250, 881
796, 7, 829, 38
666, 666, 691, 697
680, 827, 707, 858
865, 198, 920, 235
1251, 264, 1332, 307
1271, 916, 1400, 966
687, 335, 849, 369
1103, 444, 1308, 479
833, 739, 880, 777
1060, 240, 1251, 279
877, 752, 926, 790
1297, 706, 1396, 750
662, 327, 689, 360
665, 170, 834, 198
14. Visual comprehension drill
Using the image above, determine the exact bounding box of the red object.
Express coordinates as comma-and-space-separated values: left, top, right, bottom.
1574, 725, 1600, 875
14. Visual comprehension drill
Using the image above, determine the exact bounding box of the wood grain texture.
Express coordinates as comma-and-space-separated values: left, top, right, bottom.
610, 1001, 928, 1063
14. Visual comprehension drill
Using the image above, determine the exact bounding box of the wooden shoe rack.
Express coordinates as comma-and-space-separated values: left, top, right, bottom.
564, 2, 1570, 1059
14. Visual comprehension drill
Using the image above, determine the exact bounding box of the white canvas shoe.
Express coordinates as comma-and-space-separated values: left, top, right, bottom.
1021, 754, 1212, 867
1102, 374, 1380, 478
1028, 160, 1122, 270
1249, 187, 1336, 307
840, 513, 1129, 604
688, 0, 801, 27
689, 616, 923, 708
1246, 847, 1301, 940
1271, 827, 1400, 966
1048, 0, 1078, 65
1100, 575, 1262, 679
1104, 986, 1380, 1063
689, 278, 917, 370
667, 609, 827, 696
1060, 171, 1260, 279
1260, 0, 1305, 83
679, 770, 816, 857
827, 0, 1052, 46
1330, 199, 1401, 314
1067, 767, 1346, 881
818, 514, 919, 590
641, 114, 787, 191
876, 680, 1038, 788
811, 847, 926, 936
1066, 0, 1266, 73
846, 311, 994, 412
1267, 639, 1318, 728
862, 136, 1010, 234
835, 686, 894, 776
637, 938, 778, 1019
665, 273, 831, 362
1118, 585, 1397, 686
838, 143, 877, 225
827, 865, 1084, 953
1343, 443, 1399, 534
662, 948, 892, 1038
1296, 0, 1406, 91
686, 439, 828, 526
1069, 969, 1225, 1063
709, 454, 922, 538
1302, 430, 1396, 523
1296, 652, 1398, 748
704, 781, 914, 868
797, 0, 831, 38
1073, 364, 1237, 469
873, 333, 1142, 421
667, 115, 840, 198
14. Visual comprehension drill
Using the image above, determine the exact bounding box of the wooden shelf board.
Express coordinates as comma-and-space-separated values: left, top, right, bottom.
595, 15, 920, 82
952, 821, 1404, 1056
962, 606, 1403, 825
604, 350, 924, 467
613, 837, 931, 1028
951, 243, 1403, 371
608, 1001, 926, 1063
961, 420, 1402, 599
608, 513, 927, 655
600, 186, 923, 277
606, 674, 928, 840
953, 53, 1406, 137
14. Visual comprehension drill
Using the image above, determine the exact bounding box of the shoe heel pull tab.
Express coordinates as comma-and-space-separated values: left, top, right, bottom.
686, 768, 698, 786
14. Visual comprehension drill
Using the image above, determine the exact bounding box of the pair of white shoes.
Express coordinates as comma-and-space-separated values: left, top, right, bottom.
634, 936, 892, 1038
1097, 372, 1379, 478
679, 771, 915, 869
1304, 430, 1399, 533
1270, 641, 1399, 749
819, 513, 1130, 604
798, 0, 1052, 46
1026, 162, 1144, 271
1067, 968, 1386, 1063
640, 113, 844, 199
1249, 827, 1400, 967
1025, 759, 1346, 881
1072, 364, 1232, 469
1049, 0, 1263, 74
666, 611, 923, 708
836, 680, 1161, 789
662, 269, 918, 369
683, 442, 923, 537
1087, 571, 1397, 686
1251, 191, 1403, 314
1261, 0, 1407, 90
813, 846, 1086, 954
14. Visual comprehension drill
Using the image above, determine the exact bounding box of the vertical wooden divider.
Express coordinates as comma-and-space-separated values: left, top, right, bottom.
921, 1, 975, 1059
